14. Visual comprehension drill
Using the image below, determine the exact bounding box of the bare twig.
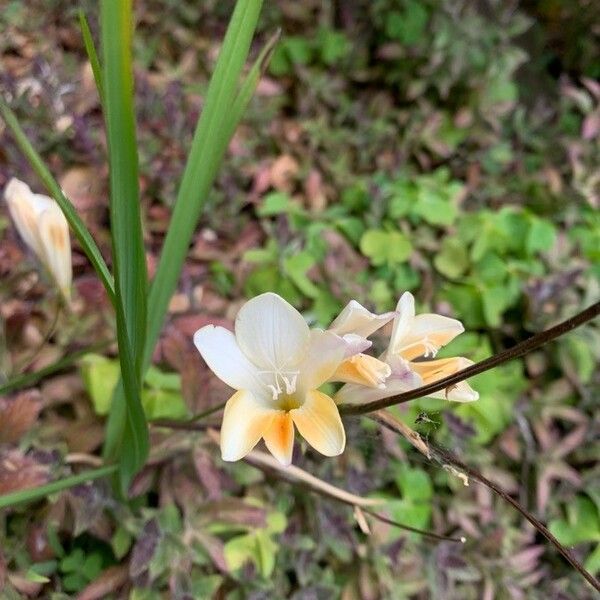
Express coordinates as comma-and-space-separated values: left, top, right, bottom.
340, 300, 600, 415
151, 400, 227, 430
204, 429, 463, 542
376, 414, 600, 593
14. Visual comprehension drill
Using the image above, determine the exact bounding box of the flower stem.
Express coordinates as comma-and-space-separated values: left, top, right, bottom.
376, 414, 600, 593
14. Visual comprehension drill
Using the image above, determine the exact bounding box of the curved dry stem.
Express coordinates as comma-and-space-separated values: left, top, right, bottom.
375, 413, 600, 593
243, 446, 463, 542
341, 300, 600, 416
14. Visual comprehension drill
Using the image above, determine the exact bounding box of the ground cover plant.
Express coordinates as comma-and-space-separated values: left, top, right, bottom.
0, 0, 599, 598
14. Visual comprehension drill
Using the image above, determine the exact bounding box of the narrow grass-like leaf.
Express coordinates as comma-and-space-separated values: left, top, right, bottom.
100, 0, 148, 489
0, 100, 115, 304
0, 465, 117, 510
78, 9, 104, 104
0, 341, 112, 396
225, 28, 280, 140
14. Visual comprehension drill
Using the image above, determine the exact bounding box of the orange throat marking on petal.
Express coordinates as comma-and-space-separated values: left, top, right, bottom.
333, 354, 391, 387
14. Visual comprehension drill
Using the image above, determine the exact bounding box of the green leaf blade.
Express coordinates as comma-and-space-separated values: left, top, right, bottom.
100, 0, 149, 488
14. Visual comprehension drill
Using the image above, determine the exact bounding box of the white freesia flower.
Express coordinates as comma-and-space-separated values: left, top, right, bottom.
194, 292, 350, 466
327, 300, 395, 388
4, 178, 72, 301
335, 292, 479, 405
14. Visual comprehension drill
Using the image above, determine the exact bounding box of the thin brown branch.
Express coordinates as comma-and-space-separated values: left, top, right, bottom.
376, 414, 600, 593
340, 300, 600, 416
243, 447, 464, 543
201, 429, 463, 542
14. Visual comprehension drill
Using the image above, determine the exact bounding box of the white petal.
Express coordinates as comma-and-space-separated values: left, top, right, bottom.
37, 206, 72, 301
235, 292, 310, 371
428, 381, 479, 402
220, 390, 277, 461
339, 333, 372, 358
401, 314, 464, 359
388, 292, 415, 356
291, 390, 345, 457
296, 329, 347, 393
194, 325, 266, 397
334, 356, 422, 406
263, 412, 295, 466
411, 357, 479, 402
4, 179, 48, 257
329, 300, 396, 338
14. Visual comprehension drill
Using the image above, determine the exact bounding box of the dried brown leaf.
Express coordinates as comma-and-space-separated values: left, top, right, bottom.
270, 154, 299, 193
0, 390, 41, 444
0, 449, 49, 495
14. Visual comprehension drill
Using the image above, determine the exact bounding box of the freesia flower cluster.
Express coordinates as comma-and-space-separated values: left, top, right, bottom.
194, 292, 478, 466
4, 178, 72, 302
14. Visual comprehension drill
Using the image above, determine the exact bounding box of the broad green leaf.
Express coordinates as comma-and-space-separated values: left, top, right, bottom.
395, 466, 433, 502
413, 186, 458, 226
585, 544, 600, 575
360, 229, 412, 266
526, 218, 557, 255
80, 354, 121, 416
434, 238, 469, 279
481, 285, 513, 327
283, 251, 320, 298
317, 29, 349, 65
549, 496, 600, 546
257, 191, 294, 216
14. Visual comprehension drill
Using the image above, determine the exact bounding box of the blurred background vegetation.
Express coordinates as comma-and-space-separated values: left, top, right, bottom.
0, 0, 599, 598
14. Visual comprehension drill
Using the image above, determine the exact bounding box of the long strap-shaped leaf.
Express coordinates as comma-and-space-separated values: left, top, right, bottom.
100, 0, 149, 491
0, 101, 115, 304
103, 0, 265, 475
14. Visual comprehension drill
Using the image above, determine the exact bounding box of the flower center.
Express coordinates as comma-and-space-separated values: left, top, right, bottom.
276, 392, 302, 411
258, 368, 299, 401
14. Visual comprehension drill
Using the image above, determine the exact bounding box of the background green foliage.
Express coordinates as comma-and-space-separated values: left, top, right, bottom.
0, 0, 599, 597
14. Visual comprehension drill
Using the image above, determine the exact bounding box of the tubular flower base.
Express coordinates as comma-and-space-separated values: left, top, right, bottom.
194, 293, 351, 465
4, 178, 72, 302
335, 292, 479, 406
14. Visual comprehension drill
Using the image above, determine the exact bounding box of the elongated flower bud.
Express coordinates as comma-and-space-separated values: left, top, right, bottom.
4, 178, 72, 302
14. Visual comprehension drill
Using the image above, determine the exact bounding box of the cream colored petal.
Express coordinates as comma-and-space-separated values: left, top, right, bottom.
411, 357, 478, 402
334, 356, 422, 406
428, 381, 479, 402
410, 356, 473, 384
296, 329, 347, 393
194, 325, 266, 397
4, 178, 47, 256
329, 300, 396, 338
37, 206, 72, 301
263, 411, 295, 466
291, 390, 345, 457
330, 354, 391, 388
398, 314, 464, 360
220, 390, 277, 461
388, 292, 415, 356
235, 292, 310, 371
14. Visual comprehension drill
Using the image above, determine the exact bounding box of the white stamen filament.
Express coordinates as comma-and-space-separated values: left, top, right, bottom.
422, 338, 439, 358
259, 369, 300, 400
